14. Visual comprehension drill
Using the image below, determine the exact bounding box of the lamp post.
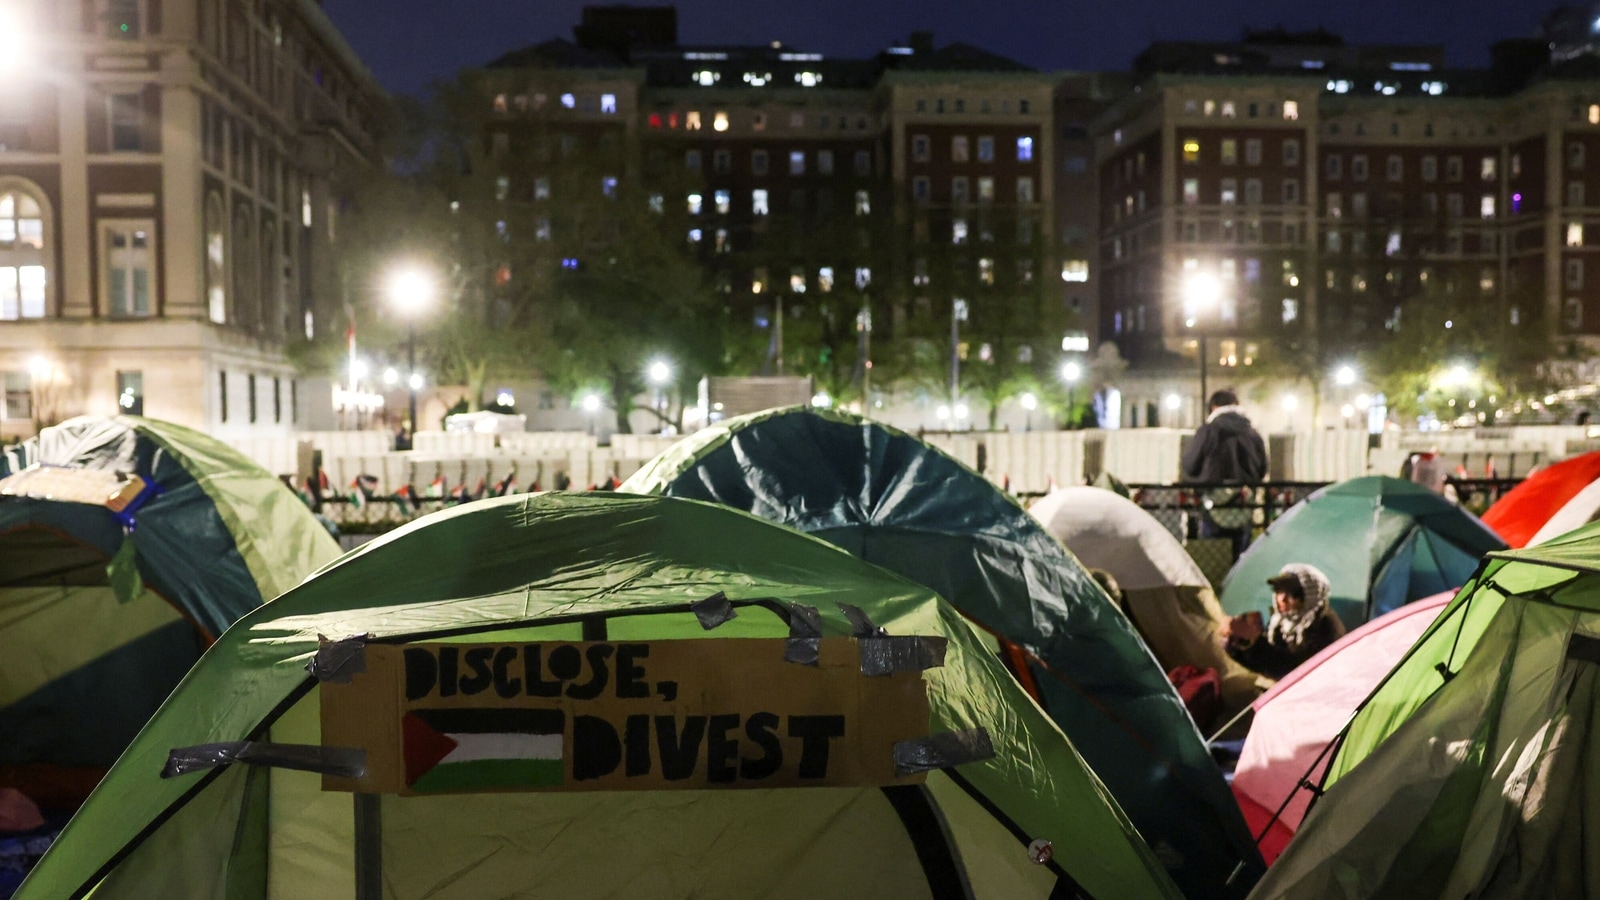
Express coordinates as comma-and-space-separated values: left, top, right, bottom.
1183, 272, 1223, 420
581, 393, 601, 436
1060, 361, 1082, 428
1020, 392, 1038, 432
950, 298, 969, 406
387, 267, 432, 439
646, 359, 671, 433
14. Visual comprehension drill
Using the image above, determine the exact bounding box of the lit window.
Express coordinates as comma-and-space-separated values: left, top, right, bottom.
648, 193, 663, 213
1183, 178, 1199, 204
1570, 222, 1585, 247
693, 70, 719, 86
1481, 195, 1496, 219
1481, 156, 1496, 181
818, 267, 834, 291
688, 228, 702, 244
854, 190, 870, 215
952, 218, 968, 244
535, 178, 550, 200
1220, 179, 1237, 204
751, 268, 767, 293
687, 193, 702, 215
977, 177, 994, 202
1282, 299, 1298, 323
978, 258, 994, 285
1283, 100, 1299, 120
790, 268, 806, 293
713, 111, 729, 132
796, 71, 822, 87
535, 218, 551, 241
560, 93, 576, 109
1017, 177, 1034, 203
789, 150, 805, 175
1221, 139, 1237, 165
1221, 101, 1236, 117
752, 189, 769, 215
913, 258, 929, 286
977, 136, 994, 162
686, 111, 702, 130
714, 229, 728, 253
600, 94, 617, 114
1183, 139, 1200, 163
1016, 136, 1034, 161
715, 190, 730, 214
855, 267, 871, 289
952, 136, 969, 162
1061, 260, 1088, 282
1591, 105, 1600, 126
103, 221, 154, 317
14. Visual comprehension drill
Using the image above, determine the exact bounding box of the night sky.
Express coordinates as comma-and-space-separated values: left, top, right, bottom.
323, 0, 1557, 99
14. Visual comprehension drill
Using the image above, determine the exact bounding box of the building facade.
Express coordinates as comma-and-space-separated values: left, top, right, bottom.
0, 0, 380, 439
1096, 32, 1600, 426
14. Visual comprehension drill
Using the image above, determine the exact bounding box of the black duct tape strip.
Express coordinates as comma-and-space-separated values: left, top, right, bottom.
894, 728, 996, 776
837, 602, 888, 638
307, 635, 369, 684
162, 742, 368, 780
1569, 633, 1600, 665
786, 603, 824, 666
860, 636, 949, 676
691, 591, 737, 630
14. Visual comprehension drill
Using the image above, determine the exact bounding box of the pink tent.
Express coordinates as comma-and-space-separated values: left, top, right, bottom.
1230, 590, 1454, 863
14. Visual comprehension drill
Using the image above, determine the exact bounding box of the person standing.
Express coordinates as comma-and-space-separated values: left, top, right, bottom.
1182, 390, 1268, 556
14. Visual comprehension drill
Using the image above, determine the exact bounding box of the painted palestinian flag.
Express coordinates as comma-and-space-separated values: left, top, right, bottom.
403, 708, 565, 792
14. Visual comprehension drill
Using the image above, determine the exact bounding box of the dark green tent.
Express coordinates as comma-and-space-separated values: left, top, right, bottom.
0, 416, 339, 811
1221, 475, 1505, 628
17, 493, 1183, 900
624, 407, 1262, 899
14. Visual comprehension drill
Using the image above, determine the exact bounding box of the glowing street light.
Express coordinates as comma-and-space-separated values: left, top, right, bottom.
1183, 272, 1225, 412
387, 265, 434, 438
581, 394, 601, 412
1164, 393, 1181, 411
383, 367, 399, 386
1020, 392, 1038, 411
1282, 394, 1299, 411
1060, 361, 1082, 384
0, 6, 31, 76
646, 359, 672, 385
811, 391, 832, 409
349, 358, 369, 382
1334, 364, 1357, 386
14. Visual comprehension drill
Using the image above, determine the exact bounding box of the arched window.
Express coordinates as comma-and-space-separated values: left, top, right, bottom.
0, 187, 48, 320
204, 194, 226, 323
231, 207, 256, 331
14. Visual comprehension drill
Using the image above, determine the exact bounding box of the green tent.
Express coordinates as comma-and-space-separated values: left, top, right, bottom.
1249, 522, 1600, 898
17, 492, 1181, 900
1221, 476, 1505, 629
0, 416, 339, 812
624, 407, 1261, 899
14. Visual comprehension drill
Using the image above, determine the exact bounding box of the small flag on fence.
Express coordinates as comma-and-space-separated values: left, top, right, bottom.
394, 484, 421, 512
493, 474, 517, 497
349, 474, 379, 510
428, 475, 446, 499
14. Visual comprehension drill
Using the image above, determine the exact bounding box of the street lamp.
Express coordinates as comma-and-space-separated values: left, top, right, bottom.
1183, 272, 1223, 414
646, 359, 672, 432
950, 298, 969, 405
1020, 391, 1037, 432
382, 367, 399, 387
387, 266, 433, 439
581, 393, 601, 436
1060, 361, 1082, 428
1334, 364, 1357, 387
0, 6, 30, 76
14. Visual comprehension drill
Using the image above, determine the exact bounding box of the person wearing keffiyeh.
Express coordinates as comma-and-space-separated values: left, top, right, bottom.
1220, 563, 1346, 680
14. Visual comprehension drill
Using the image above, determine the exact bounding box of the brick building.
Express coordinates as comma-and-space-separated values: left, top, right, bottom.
0, 0, 380, 438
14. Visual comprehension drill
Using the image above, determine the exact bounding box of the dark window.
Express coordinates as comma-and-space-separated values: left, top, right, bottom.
247, 374, 257, 423
273, 377, 282, 423
116, 370, 143, 416
109, 93, 142, 152
219, 371, 228, 422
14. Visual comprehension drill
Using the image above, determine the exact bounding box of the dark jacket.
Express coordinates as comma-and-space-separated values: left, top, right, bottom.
1226, 611, 1341, 680
1182, 407, 1267, 484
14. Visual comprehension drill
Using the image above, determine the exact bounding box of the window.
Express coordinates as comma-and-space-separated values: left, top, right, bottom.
273, 377, 281, 423
1221, 139, 1237, 165
912, 177, 930, 203
1061, 260, 1089, 282
246, 374, 258, 423
855, 267, 871, 289
218, 371, 228, 423
714, 228, 728, 253
1016, 136, 1034, 161
1326, 230, 1342, 252
912, 135, 930, 162
1327, 192, 1342, 218
818, 267, 835, 291
1592, 105, 1600, 125
1183, 178, 1199, 204
1283, 179, 1300, 204
713, 149, 730, 174
1566, 297, 1583, 330
713, 112, 729, 132
977, 177, 994, 203
1351, 155, 1368, 181
751, 190, 769, 215
685, 111, 702, 130
1283, 139, 1300, 166
687, 193, 703, 215
1220, 179, 1237, 205
790, 268, 806, 293
1221, 101, 1236, 118
1570, 222, 1585, 247
1421, 156, 1437, 182
1386, 155, 1403, 181
1183, 139, 1200, 163
788, 150, 805, 175
1570, 182, 1586, 207
952, 176, 969, 204
103, 0, 141, 38
600, 176, 618, 198
752, 149, 769, 175
952, 218, 968, 244
1282, 299, 1298, 323
977, 136, 994, 162
978, 258, 994, 285
752, 112, 766, 131
817, 150, 834, 175
108, 93, 143, 152
1352, 193, 1367, 217
1481, 195, 1496, 219
1569, 258, 1584, 290
600, 94, 617, 114
854, 151, 871, 175
1571, 142, 1586, 170
1326, 154, 1342, 179
0, 190, 47, 321
1244, 179, 1262, 205
1512, 154, 1522, 178
1446, 156, 1463, 181
1245, 139, 1262, 165
3, 372, 29, 420
1283, 100, 1300, 120
103, 221, 153, 317
854, 190, 870, 215
714, 190, 730, 214
951, 136, 969, 162
686, 149, 702, 170
535, 177, 550, 200
560, 93, 576, 109
1481, 156, 1496, 181
912, 259, 929, 287
1423, 193, 1439, 216
1447, 193, 1463, 217
1015, 177, 1034, 203
751, 268, 767, 294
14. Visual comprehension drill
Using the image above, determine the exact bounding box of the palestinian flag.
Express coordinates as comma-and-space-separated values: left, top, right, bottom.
403, 708, 565, 793
452, 482, 472, 504
494, 474, 517, 497
349, 474, 378, 509
427, 475, 446, 499
318, 470, 332, 492
394, 484, 420, 512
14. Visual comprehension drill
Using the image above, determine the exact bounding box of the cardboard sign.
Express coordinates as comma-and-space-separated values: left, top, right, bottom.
321, 638, 932, 795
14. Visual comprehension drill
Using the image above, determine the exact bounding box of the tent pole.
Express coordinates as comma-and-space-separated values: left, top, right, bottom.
355, 792, 382, 900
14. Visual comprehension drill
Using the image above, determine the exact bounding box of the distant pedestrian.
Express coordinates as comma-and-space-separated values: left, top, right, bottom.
1182, 390, 1267, 556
